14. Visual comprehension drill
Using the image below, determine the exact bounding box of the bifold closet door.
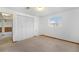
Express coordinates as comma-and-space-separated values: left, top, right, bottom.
13, 14, 34, 41
22, 15, 34, 39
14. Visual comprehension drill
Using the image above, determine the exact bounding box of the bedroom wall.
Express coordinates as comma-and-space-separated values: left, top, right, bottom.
39, 8, 79, 43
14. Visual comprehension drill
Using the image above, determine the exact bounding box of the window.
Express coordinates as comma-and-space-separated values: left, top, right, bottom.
48, 16, 62, 27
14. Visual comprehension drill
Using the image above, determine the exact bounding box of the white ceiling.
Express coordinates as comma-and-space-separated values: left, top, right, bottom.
6, 7, 77, 17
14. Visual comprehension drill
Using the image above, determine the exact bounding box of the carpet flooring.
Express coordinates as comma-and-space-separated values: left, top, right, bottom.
0, 36, 79, 52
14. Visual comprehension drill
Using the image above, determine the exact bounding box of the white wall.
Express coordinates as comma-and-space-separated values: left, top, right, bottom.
39, 8, 79, 43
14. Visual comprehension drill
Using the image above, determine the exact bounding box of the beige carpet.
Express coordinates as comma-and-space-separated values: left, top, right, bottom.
0, 37, 12, 45
0, 36, 79, 52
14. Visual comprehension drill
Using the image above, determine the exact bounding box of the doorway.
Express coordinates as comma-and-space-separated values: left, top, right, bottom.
0, 12, 13, 45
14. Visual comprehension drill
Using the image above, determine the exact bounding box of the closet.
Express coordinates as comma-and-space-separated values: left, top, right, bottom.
13, 14, 35, 41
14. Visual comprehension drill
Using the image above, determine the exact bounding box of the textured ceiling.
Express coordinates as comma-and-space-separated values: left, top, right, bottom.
6, 7, 77, 17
